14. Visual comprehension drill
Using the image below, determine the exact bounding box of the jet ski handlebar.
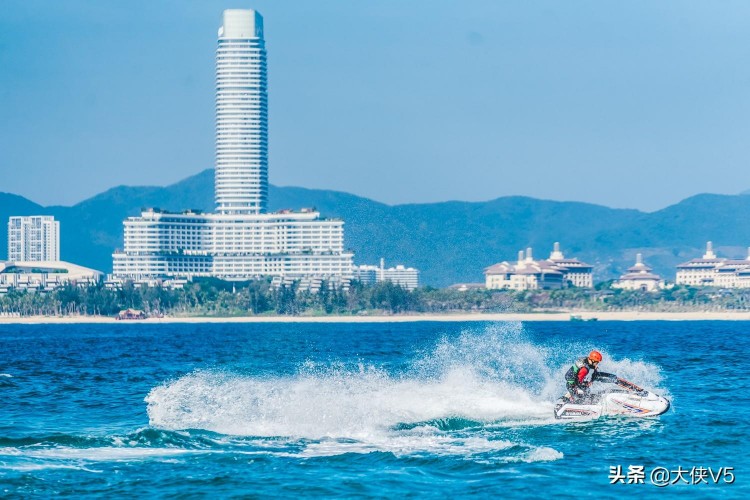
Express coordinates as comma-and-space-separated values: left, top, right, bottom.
615, 378, 650, 397
593, 372, 618, 383
594, 372, 650, 397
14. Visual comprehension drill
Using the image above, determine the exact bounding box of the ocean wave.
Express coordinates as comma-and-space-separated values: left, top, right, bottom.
0, 428, 219, 450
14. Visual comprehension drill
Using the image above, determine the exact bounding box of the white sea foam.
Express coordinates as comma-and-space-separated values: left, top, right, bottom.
1, 447, 204, 461
299, 434, 516, 458
144, 322, 664, 460
0, 446, 209, 473
2, 462, 102, 473
516, 447, 564, 463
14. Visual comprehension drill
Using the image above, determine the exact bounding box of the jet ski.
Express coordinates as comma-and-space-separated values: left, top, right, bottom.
554, 374, 670, 420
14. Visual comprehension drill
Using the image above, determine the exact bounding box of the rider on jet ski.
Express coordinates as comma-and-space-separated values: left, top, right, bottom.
564, 350, 614, 403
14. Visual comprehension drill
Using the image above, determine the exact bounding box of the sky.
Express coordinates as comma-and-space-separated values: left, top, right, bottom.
1, 0, 749, 211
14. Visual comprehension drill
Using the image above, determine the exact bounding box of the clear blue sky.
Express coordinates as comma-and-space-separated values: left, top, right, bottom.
2, 1, 749, 211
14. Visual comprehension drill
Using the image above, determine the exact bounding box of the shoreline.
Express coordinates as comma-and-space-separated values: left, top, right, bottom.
3, 311, 750, 324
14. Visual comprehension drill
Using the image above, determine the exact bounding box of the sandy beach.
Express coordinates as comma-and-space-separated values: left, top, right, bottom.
3, 311, 750, 324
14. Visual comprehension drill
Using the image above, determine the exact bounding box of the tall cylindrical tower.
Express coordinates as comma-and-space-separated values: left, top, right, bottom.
215, 9, 268, 214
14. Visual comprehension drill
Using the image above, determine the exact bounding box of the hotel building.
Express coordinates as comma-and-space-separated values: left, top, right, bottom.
8, 216, 60, 262
676, 241, 750, 288
353, 259, 420, 290
484, 243, 593, 290
547, 242, 594, 288
112, 10, 353, 282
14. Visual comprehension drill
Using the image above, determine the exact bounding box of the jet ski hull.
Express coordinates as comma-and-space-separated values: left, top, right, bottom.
554, 389, 670, 420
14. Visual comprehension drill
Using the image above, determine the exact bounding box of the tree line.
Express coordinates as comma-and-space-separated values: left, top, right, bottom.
2, 279, 750, 317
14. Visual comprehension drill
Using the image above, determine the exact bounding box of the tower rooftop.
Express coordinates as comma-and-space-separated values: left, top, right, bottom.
219, 9, 264, 39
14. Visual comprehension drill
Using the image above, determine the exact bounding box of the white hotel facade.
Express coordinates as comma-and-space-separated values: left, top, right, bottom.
353, 259, 420, 290
676, 241, 750, 288
484, 243, 593, 291
113, 10, 353, 281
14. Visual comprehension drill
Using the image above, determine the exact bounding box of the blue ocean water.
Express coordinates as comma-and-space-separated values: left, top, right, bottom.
0, 321, 746, 497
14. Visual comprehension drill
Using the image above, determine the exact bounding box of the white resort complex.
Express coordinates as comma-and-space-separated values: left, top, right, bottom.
484, 243, 593, 290
676, 241, 750, 288
112, 10, 353, 282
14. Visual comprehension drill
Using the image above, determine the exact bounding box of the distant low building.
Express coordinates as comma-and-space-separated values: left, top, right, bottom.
383, 264, 420, 290
353, 259, 420, 290
484, 243, 593, 291
116, 308, 147, 320
612, 253, 665, 291
448, 283, 485, 292
352, 265, 379, 286
270, 275, 344, 293
676, 241, 750, 288
104, 276, 189, 291
0, 260, 103, 293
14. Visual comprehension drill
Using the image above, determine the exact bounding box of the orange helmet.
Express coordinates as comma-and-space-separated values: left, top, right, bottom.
588, 350, 603, 363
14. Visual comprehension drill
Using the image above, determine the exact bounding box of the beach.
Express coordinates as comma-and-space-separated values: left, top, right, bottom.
3, 311, 750, 324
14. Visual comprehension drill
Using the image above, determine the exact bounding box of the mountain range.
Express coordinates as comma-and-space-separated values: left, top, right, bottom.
2, 169, 749, 287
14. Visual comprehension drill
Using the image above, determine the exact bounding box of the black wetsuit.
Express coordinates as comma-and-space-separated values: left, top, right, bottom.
565, 357, 597, 401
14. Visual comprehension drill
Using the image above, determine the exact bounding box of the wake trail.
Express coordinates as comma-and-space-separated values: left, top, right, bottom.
144, 322, 666, 459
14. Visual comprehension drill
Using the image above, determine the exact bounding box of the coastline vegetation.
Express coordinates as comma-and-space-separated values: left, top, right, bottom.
2, 278, 750, 317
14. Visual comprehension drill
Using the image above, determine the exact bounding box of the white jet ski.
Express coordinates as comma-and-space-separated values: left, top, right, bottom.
554, 375, 670, 420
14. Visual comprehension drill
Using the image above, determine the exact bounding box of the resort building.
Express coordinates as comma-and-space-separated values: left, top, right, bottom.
548, 242, 594, 288
676, 242, 750, 288
112, 10, 353, 283
714, 254, 750, 288
382, 265, 420, 290
352, 265, 379, 286
0, 261, 102, 294
484, 243, 593, 290
352, 259, 420, 290
485, 249, 564, 290
675, 242, 725, 286
612, 253, 665, 291
8, 216, 60, 262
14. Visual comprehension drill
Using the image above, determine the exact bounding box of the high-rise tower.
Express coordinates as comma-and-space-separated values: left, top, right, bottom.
113, 9, 353, 283
8, 216, 60, 262
215, 10, 268, 214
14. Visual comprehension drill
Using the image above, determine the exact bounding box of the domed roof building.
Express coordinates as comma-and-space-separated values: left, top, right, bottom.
484, 243, 593, 290
612, 253, 665, 291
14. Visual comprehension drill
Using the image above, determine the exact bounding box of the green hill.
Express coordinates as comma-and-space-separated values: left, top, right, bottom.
2, 171, 749, 286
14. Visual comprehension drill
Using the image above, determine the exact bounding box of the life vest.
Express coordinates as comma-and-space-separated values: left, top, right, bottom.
565, 357, 597, 387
